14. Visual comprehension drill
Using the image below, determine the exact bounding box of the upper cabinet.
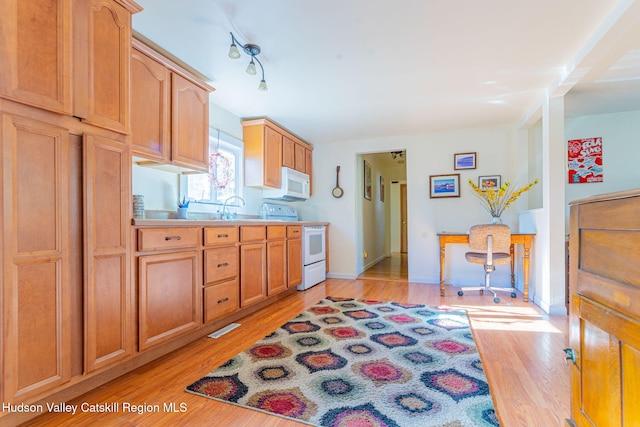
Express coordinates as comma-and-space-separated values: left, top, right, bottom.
131, 39, 214, 173
242, 119, 313, 191
0, 0, 73, 114
0, 0, 142, 133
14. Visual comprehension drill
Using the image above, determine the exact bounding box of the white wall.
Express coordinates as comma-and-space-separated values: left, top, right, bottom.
564, 109, 640, 229
308, 124, 525, 288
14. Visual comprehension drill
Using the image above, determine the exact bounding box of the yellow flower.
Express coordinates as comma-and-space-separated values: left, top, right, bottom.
468, 178, 539, 218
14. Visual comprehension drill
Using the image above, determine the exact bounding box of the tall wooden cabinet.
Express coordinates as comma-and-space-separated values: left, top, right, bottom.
568, 189, 640, 426
131, 39, 213, 172
83, 134, 132, 372
0, 0, 141, 415
1, 114, 72, 403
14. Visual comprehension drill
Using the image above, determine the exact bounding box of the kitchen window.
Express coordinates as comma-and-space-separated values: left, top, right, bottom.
182, 132, 243, 204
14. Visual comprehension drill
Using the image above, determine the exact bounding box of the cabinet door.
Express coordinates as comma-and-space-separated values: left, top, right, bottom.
171, 73, 209, 172
282, 136, 295, 169
138, 251, 201, 351
0, 0, 72, 114
305, 148, 313, 195
267, 240, 287, 296
240, 242, 267, 307
130, 46, 170, 161
294, 143, 306, 172
570, 296, 640, 426
263, 126, 282, 188
287, 238, 303, 288
74, 0, 138, 133
1, 114, 71, 402
84, 134, 132, 371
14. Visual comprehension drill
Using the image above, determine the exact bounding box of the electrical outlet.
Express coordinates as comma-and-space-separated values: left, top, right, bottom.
364, 251, 368, 259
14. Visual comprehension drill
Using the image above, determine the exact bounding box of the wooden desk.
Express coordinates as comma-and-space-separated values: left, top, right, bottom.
437, 232, 535, 302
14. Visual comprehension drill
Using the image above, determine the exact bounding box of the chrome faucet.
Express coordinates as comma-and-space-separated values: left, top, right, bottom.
221, 196, 246, 220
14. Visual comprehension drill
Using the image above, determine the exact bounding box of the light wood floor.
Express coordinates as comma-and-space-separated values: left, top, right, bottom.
358, 253, 408, 281
23, 279, 569, 427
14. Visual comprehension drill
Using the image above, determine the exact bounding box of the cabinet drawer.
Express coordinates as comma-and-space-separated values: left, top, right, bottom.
138, 227, 200, 251
204, 226, 239, 246
204, 279, 239, 323
287, 225, 303, 238
205, 246, 238, 284
267, 225, 286, 240
241, 226, 266, 242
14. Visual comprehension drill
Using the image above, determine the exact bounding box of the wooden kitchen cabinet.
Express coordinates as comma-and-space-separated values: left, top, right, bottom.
83, 134, 132, 372
242, 118, 314, 191
568, 189, 640, 426
267, 226, 288, 296
73, 0, 142, 133
287, 226, 303, 288
0, 0, 141, 128
138, 250, 201, 351
1, 114, 72, 403
203, 226, 240, 324
240, 226, 267, 307
0, 0, 72, 114
131, 39, 213, 172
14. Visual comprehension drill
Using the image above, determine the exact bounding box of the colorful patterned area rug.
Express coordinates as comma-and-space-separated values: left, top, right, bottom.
186, 297, 499, 427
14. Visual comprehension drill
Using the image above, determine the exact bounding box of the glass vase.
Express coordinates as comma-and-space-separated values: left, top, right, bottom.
491, 216, 503, 224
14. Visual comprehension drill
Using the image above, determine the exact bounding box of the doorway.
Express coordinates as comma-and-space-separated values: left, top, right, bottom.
357, 151, 407, 281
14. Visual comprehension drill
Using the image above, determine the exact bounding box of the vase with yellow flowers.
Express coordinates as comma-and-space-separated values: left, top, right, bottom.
468, 178, 539, 224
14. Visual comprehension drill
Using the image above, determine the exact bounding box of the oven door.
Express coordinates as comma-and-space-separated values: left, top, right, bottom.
303, 226, 326, 265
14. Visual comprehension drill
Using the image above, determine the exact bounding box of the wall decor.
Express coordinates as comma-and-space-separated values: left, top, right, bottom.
429, 174, 460, 198
478, 175, 501, 190
454, 152, 477, 170
379, 175, 385, 202
567, 137, 603, 183
363, 160, 372, 200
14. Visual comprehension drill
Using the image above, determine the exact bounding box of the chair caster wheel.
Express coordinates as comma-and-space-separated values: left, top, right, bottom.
479, 290, 484, 295
493, 297, 500, 303
457, 291, 463, 296
510, 292, 517, 298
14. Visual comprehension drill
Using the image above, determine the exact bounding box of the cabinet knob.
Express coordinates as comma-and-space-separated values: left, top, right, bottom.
563, 348, 576, 365
164, 235, 182, 241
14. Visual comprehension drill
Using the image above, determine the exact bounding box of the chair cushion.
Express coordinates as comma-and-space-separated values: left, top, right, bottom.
465, 251, 511, 265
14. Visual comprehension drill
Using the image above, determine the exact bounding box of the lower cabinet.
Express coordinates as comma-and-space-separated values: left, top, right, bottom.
287, 226, 303, 288
138, 250, 201, 351
204, 279, 240, 323
240, 226, 267, 307
267, 226, 288, 296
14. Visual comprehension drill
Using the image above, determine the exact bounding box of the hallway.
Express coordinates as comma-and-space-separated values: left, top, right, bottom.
358, 253, 408, 281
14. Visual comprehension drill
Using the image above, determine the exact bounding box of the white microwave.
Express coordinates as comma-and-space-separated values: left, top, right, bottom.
263, 167, 310, 201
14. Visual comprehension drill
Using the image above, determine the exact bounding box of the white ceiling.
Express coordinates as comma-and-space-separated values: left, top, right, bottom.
132, 0, 640, 144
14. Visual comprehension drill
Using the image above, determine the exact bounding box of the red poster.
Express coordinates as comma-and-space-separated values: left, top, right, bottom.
567, 137, 603, 184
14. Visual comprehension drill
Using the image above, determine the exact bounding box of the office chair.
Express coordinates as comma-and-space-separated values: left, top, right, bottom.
458, 224, 517, 303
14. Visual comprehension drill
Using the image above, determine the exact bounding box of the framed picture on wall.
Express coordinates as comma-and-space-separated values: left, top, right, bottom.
478, 175, 501, 190
429, 174, 461, 198
379, 176, 385, 202
364, 160, 372, 200
454, 152, 477, 170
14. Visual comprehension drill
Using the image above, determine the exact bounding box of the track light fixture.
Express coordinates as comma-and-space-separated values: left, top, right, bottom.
228, 32, 268, 91
391, 151, 405, 160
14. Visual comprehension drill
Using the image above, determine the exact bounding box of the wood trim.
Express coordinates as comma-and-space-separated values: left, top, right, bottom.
241, 118, 314, 150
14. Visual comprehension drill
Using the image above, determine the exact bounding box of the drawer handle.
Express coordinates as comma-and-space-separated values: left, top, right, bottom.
164, 235, 182, 241
217, 262, 229, 268
217, 297, 229, 304
292, 230, 299, 234
218, 233, 229, 238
